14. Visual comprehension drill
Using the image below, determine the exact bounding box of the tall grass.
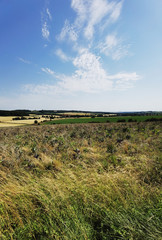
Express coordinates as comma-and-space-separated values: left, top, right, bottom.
0, 122, 161, 239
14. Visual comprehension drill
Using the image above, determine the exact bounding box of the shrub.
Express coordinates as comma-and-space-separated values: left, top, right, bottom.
117, 119, 126, 122
107, 142, 116, 153
128, 118, 137, 122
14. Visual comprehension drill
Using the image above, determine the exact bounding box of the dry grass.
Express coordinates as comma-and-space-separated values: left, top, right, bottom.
0, 122, 161, 239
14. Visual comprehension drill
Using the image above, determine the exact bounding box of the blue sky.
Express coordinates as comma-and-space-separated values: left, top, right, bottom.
0, 0, 162, 111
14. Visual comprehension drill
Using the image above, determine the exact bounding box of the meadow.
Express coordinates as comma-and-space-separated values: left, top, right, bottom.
43, 115, 162, 125
0, 121, 161, 239
0, 114, 161, 128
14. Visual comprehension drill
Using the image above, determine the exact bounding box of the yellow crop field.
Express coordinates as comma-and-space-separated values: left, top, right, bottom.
60, 112, 91, 115
0, 116, 16, 121
0, 116, 46, 128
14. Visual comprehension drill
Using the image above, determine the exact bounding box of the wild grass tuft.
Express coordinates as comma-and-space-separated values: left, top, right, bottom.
0, 122, 161, 239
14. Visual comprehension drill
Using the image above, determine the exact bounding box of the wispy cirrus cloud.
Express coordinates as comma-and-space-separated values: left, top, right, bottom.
55, 49, 71, 62
42, 22, 50, 40
83, 0, 122, 40
32, 1, 140, 96
56, 0, 126, 62
109, 72, 141, 90
24, 84, 63, 95
41, 67, 55, 76
18, 57, 31, 64
98, 33, 129, 60
110, 0, 123, 22
57, 0, 124, 42
56, 20, 78, 42
41, 6, 52, 40
24, 48, 140, 94
46, 8, 52, 21
59, 49, 113, 92
58, 49, 140, 92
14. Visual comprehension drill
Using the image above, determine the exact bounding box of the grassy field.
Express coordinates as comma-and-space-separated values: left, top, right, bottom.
1, 115, 161, 128
43, 115, 162, 125
0, 122, 161, 239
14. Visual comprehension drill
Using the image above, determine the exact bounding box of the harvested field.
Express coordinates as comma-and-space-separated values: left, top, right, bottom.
0, 116, 46, 128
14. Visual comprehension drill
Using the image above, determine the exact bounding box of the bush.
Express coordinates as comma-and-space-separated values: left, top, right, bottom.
117, 119, 126, 122
128, 118, 137, 122
145, 118, 162, 122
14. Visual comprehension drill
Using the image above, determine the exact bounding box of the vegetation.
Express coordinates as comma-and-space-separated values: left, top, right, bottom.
0, 110, 161, 117
0, 110, 31, 117
0, 116, 44, 128
43, 115, 162, 125
0, 121, 161, 239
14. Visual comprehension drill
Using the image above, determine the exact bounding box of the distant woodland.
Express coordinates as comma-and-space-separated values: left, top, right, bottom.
0, 110, 161, 117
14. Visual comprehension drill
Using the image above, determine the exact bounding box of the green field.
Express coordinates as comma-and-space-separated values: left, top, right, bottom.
43, 115, 162, 125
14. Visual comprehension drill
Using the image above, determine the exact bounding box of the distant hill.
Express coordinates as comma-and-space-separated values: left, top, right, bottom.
0, 109, 161, 116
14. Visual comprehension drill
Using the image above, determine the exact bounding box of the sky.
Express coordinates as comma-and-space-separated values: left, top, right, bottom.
0, 0, 162, 111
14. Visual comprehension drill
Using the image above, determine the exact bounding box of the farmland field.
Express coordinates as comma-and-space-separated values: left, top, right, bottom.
0, 121, 161, 239
0, 115, 161, 128
0, 116, 46, 128
43, 115, 162, 125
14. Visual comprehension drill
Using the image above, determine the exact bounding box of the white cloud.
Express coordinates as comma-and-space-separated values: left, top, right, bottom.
111, 45, 129, 61
73, 49, 100, 70
46, 8, 52, 21
41, 67, 55, 76
58, 50, 140, 92
101, 0, 123, 31
58, 49, 113, 92
110, 0, 123, 22
34, 1, 139, 95
110, 72, 141, 90
98, 34, 118, 52
71, 0, 88, 27
18, 57, 31, 64
105, 34, 118, 48
84, 0, 116, 40
41, 6, 52, 40
42, 22, 50, 40
25, 50, 140, 95
24, 84, 62, 95
98, 33, 129, 60
58, 0, 124, 42
55, 49, 71, 62
57, 20, 78, 42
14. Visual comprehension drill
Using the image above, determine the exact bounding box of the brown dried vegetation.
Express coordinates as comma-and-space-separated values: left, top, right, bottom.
0, 122, 161, 239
